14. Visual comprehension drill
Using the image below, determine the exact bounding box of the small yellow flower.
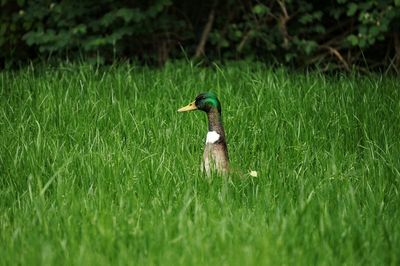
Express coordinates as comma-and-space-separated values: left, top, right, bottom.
250, 170, 258, 177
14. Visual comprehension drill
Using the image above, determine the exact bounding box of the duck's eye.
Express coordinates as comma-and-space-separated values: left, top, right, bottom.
196, 95, 205, 101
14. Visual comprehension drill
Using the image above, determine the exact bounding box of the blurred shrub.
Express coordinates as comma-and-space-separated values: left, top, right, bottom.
1, 0, 399, 70
209, 0, 400, 71
0, 0, 189, 67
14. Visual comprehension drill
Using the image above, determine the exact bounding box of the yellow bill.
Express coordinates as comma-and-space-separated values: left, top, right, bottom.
178, 101, 197, 112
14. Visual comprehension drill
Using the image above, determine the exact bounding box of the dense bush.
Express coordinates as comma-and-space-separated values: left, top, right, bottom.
1, 0, 399, 71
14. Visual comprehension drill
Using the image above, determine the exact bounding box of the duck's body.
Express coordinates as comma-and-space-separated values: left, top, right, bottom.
203, 109, 229, 175
178, 92, 229, 175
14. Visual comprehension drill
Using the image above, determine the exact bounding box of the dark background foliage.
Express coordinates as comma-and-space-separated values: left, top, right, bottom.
1, 0, 400, 71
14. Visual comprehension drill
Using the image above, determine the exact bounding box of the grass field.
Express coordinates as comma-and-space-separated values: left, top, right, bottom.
1, 62, 399, 265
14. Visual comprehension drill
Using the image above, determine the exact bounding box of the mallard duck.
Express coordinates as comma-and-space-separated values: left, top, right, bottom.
178, 92, 229, 175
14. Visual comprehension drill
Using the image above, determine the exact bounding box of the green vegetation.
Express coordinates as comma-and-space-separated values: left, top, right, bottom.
1, 62, 399, 265
1, 0, 400, 70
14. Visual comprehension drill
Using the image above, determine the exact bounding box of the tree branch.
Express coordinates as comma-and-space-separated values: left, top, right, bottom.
277, 0, 290, 49
194, 9, 215, 58
320, 45, 350, 71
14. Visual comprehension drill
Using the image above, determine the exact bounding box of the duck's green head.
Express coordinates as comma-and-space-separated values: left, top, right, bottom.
178, 92, 221, 113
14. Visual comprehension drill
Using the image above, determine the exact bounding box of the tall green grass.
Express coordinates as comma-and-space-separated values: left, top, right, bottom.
1, 62, 399, 265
